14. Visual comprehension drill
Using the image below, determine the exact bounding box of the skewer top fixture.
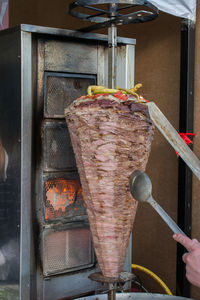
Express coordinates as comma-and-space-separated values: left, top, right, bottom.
69, 0, 159, 32
69, 1, 158, 91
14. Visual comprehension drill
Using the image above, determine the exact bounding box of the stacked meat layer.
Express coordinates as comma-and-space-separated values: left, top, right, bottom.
65, 95, 154, 278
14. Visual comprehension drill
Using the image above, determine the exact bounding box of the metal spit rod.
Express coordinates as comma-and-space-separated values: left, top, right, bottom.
108, 283, 116, 300
89, 272, 135, 300
108, 3, 118, 89
69, 1, 159, 89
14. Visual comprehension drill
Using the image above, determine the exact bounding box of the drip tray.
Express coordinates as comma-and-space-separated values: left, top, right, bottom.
75, 293, 194, 300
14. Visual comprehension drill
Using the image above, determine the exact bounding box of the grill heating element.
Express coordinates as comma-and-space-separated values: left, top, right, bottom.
45, 178, 85, 220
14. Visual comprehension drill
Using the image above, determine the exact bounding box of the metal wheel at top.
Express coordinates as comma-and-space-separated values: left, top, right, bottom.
69, 0, 158, 31
69, 0, 159, 88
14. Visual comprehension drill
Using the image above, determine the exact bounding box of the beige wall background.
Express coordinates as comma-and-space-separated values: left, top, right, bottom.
9, 0, 199, 297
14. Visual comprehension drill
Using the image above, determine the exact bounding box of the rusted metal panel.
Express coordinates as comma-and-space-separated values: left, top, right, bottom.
44, 72, 96, 118
44, 40, 98, 74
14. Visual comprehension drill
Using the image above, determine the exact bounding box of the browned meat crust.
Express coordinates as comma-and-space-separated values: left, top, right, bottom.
65, 96, 154, 278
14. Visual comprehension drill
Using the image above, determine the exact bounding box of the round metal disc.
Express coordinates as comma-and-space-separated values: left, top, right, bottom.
88, 272, 135, 283
76, 0, 146, 4
68, 0, 159, 31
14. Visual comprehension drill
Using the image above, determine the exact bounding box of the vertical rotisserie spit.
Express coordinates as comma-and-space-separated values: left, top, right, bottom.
65, 86, 154, 279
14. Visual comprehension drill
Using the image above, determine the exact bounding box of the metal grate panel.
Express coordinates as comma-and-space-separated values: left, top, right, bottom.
43, 122, 76, 171
43, 227, 93, 276
44, 73, 96, 118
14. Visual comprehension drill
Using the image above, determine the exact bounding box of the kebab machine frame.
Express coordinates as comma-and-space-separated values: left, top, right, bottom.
68, 1, 196, 300
0, 1, 197, 300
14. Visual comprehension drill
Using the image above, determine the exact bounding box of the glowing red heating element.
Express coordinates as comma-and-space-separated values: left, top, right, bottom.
45, 178, 86, 220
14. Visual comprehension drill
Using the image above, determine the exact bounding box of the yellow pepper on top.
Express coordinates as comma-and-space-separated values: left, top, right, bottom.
87, 84, 142, 102
87, 86, 119, 96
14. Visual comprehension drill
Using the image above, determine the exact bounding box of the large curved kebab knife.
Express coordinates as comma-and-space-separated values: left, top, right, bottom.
147, 102, 200, 180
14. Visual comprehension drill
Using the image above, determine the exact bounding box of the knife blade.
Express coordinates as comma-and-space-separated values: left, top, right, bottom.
147, 101, 200, 180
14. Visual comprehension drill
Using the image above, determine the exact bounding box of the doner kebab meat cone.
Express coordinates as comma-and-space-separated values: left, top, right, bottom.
65, 85, 154, 279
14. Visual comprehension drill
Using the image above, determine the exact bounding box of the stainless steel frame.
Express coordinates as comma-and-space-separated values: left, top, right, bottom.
0, 24, 136, 300
20, 30, 35, 300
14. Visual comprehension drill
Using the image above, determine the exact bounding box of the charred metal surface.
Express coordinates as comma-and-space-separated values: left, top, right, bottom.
44, 40, 98, 74
44, 73, 96, 118
88, 272, 135, 283
42, 121, 77, 172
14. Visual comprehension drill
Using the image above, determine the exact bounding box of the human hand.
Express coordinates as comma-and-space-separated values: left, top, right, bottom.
173, 234, 200, 288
